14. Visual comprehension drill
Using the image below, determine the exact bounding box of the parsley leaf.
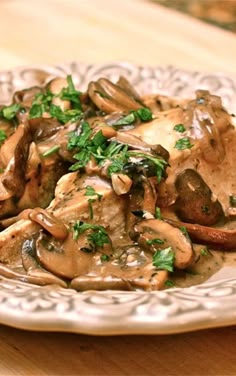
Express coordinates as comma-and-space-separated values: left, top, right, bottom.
173, 123, 186, 133
1, 103, 21, 120
128, 151, 167, 182
49, 104, 82, 124
152, 247, 175, 272
155, 207, 162, 220
100, 254, 110, 261
174, 137, 193, 150
85, 185, 103, 201
165, 280, 175, 287
200, 247, 209, 256
72, 221, 110, 250
112, 108, 153, 127
134, 108, 153, 121
60, 75, 82, 110
112, 113, 136, 126
146, 238, 165, 246
0, 130, 7, 145
42, 145, 60, 157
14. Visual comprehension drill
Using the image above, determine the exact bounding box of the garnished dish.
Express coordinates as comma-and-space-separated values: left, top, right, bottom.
0, 70, 235, 293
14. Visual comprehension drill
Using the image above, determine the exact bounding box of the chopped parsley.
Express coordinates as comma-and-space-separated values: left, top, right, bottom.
29, 75, 82, 123
112, 108, 153, 126
173, 123, 186, 133
84, 185, 103, 201
49, 104, 82, 124
134, 108, 153, 121
112, 113, 136, 126
42, 145, 60, 157
68, 120, 167, 182
229, 195, 236, 207
152, 247, 175, 272
100, 254, 110, 262
200, 247, 209, 256
155, 207, 162, 220
165, 279, 175, 287
88, 198, 96, 220
174, 137, 193, 150
146, 238, 164, 246
59, 75, 82, 110
128, 151, 167, 182
0, 130, 7, 145
72, 221, 110, 250
1, 103, 21, 120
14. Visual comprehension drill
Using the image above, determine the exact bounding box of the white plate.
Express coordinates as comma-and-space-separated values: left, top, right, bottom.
0, 62, 236, 335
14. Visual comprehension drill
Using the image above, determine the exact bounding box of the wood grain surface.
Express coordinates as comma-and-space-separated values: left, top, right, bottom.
0, 0, 236, 375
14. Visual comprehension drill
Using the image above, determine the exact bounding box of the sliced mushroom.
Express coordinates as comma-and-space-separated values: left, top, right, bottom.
70, 275, 133, 291
21, 239, 67, 287
88, 78, 142, 114
29, 208, 68, 240
131, 219, 195, 269
175, 169, 224, 225
116, 76, 143, 105
35, 232, 99, 279
47, 77, 71, 111
164, 217, 236, 251
88, 82, 127, 113
97, 78, 142, 111
1, 123, 32, 197
70, 268, 168, 291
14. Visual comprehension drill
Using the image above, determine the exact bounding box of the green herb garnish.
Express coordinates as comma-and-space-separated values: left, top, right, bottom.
72, 221, 110, 250
173, 123, 186, 133
128, 151, 167, 182
0, 129, 7, 145
1, 103, 21, 120
155, 207, 162, 220
88, 199, 95, 219
85, 185, 103, 201
42, 145, 60, 157
112, 113, 136, 126
59, 75, 82, 110
134, 108, 153, 121
100, 254, 110, 262
200, 247, 209, 256
165, 280, 175, 287
152, 247, 175, 272
146, 238, 165, 246
113, 108, 153, 127
174, 137, 193, 150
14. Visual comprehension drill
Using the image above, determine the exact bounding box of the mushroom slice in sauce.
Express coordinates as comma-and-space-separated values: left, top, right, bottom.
88, 78, 142, 114
164, 218, 236, 251
21, 239, 67, 287
35, 232, 96, 280
132, 219, 195, 269
175, 169, 224, 226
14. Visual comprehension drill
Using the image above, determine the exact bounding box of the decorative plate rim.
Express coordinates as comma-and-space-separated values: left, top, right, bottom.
0, 61, 236, 335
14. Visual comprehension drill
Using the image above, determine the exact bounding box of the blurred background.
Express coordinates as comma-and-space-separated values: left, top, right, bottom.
155, 0, 236, 32
0, 0, 235, 74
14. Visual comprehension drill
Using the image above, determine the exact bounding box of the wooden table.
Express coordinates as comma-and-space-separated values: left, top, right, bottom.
1, 0, 236, 375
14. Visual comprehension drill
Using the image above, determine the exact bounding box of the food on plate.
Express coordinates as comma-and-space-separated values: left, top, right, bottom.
0, 75, 235, 291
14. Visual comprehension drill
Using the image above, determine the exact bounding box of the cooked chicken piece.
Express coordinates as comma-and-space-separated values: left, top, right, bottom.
127, 91, 235, 216
48, 172, 127, 240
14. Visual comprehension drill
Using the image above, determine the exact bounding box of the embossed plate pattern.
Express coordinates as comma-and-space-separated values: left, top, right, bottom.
0, 62, 236, 335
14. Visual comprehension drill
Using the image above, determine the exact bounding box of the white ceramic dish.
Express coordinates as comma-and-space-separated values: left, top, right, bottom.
0, 62, 236, 335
